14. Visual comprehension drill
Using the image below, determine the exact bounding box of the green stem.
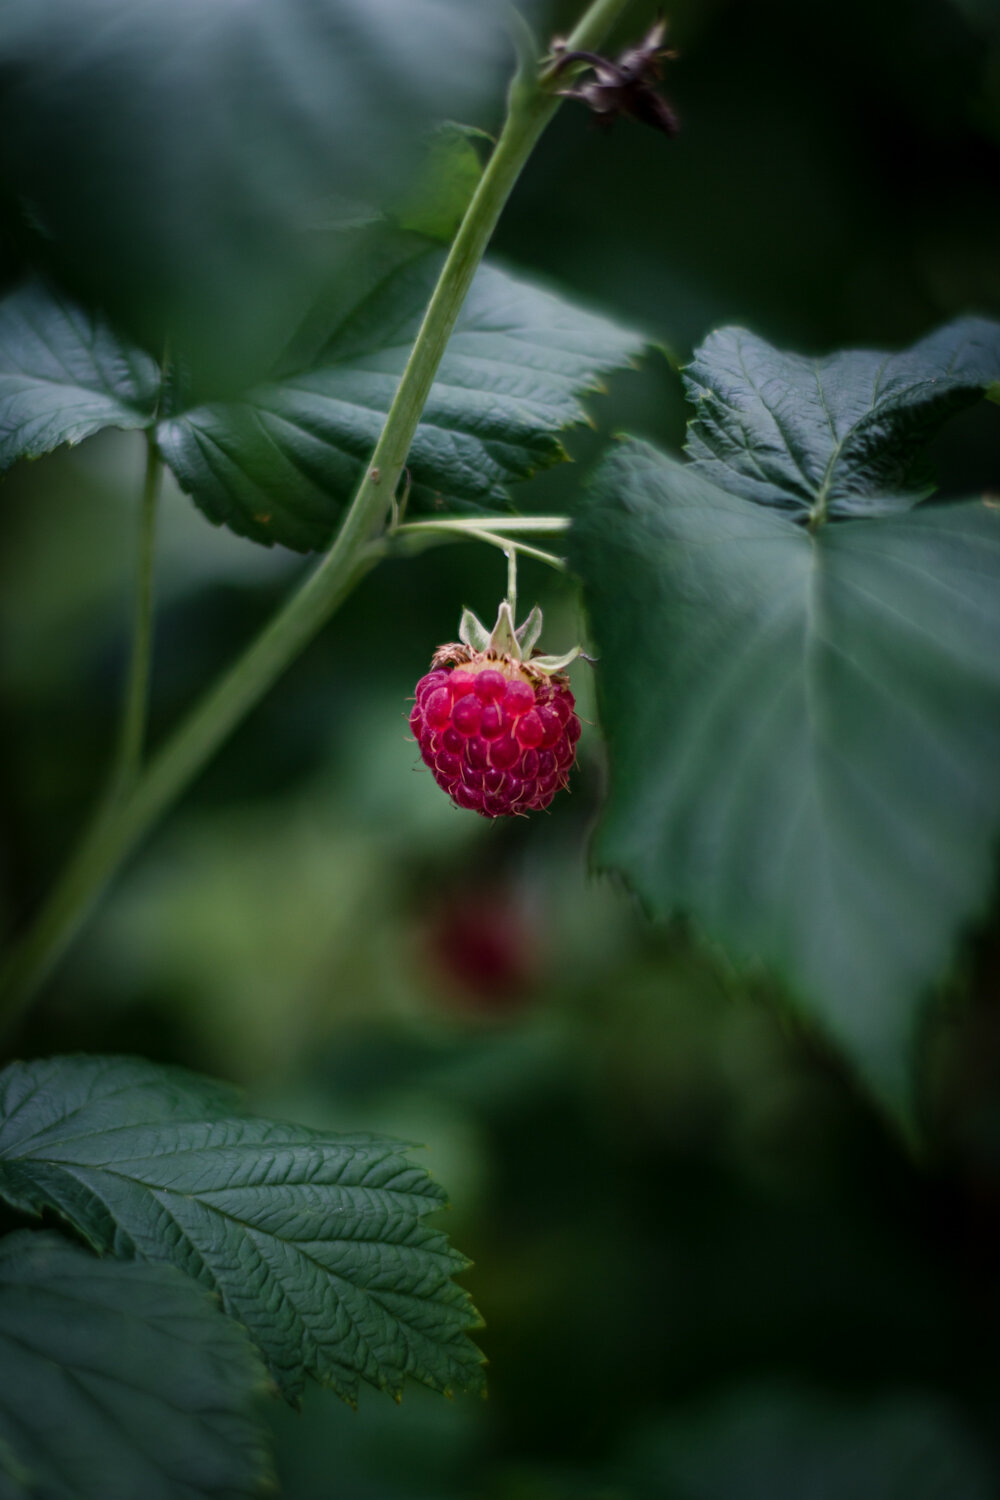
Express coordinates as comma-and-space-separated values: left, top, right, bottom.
505, 542, 518, 617
110, 432, 163, 799
392, 515, 570, 569
392, 515, 572, 535
545, 0, 636, 69
463, 529, 568, 572
0, 536, 384, 1029
321, 0, 633, 559
0, 0, 636, 1035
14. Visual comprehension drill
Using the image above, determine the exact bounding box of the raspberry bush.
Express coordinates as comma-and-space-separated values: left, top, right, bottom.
1, 0, 1000, 1496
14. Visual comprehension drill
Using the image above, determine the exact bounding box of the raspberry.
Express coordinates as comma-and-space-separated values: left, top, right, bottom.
409, 602, 582, 818
424, 884, 541, 1011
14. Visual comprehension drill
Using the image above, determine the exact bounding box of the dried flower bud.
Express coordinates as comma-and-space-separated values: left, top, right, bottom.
551, 18, 679, 137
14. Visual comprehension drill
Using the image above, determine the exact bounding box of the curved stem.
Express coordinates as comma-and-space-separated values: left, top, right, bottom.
110, 432, 163, 799
468, 528, 567, 573
393, 514, 571, 536
0, 536, 383, 1030
321, 0, 634, 563
0, 0, 637, 1036
392, 515, 570, 569
505, 542, 518, 617
545, 0, 635, 69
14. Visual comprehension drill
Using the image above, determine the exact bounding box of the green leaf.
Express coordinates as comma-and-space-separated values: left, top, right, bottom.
394, 123, 490, 243
684, 318, 1000, 521
0, 280, 159, 467
0, 1056, 485, 1405
0, 0, 514, 389
0, 259, 641, 552
157, 248, 643, 551
571, 438, 1000, 1115
625, 1385, 996, 1500
0, 1230, 269, 1500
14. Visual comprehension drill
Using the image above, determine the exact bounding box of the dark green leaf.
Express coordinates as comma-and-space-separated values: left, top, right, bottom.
626, 1385, 995, 1500
0, 1056, 485, 1404
571, 439, 1000, 1114
0, 0, 514, 388
157, 249, 642, 551
684, 319, 1000, 521
0, 281, 159, 468
0, 1230, 268, 1500
0, 261, 641, 552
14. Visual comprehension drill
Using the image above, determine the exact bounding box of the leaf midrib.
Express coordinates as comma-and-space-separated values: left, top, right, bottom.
12, 1156, 468, 1393
10, 1151, 449, 1238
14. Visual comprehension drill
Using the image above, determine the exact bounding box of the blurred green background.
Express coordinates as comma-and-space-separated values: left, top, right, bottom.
2, 0, 1000, 1495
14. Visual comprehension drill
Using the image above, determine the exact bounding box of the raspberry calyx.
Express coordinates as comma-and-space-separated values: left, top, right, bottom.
409, 601, 582, 819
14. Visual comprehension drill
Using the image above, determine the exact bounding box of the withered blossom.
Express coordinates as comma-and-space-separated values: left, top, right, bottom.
550, 18, 679, 136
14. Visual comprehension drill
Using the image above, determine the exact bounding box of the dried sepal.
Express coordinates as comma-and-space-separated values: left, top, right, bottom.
431, 641, 475, 670
550, 17, 679, 137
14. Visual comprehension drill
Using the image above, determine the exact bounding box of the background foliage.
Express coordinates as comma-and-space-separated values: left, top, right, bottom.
1, 0, 1000, 1496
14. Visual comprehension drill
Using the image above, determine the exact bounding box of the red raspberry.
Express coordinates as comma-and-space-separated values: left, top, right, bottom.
410, 650, 581, 818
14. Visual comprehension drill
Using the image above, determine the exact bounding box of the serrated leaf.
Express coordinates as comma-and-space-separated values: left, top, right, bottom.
0, 1058, 243, 1181
0, 1056, 485, 1405
0, 281, 159, 467
0, 257, 641, 553
571, 438, 1000, 1116
0, 0, 515, 389
157, 250, 643, 551
684, 319, 1000, 521
0, 1230, 269, 1500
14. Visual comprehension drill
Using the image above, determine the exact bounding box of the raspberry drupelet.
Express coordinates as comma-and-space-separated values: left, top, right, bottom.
409, 600, 582, 818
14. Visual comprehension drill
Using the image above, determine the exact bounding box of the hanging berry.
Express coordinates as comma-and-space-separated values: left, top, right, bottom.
409, 600, 582, 818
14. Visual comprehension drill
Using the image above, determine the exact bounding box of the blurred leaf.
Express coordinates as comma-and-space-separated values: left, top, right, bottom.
0, 1229, 268, 1500
0, 280, 159, 466
0, 0, 514, 389
158, 248, 643, 550
0, 1055, 485, 1404
395, 123, 491, 242
684, 319, 1000, 520
571, 439, 1000, 1115
944, 0, 1000, 34
625, 1384, 995, 1500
